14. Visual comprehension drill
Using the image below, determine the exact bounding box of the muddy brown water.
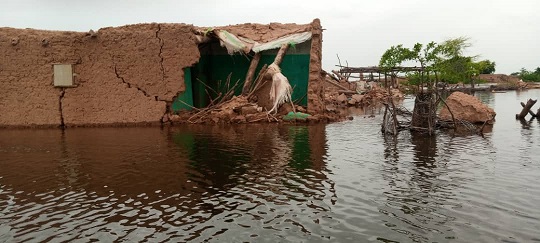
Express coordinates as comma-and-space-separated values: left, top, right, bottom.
1, 90, 540, 242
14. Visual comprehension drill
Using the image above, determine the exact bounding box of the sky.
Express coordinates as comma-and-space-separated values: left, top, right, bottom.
2, 0, 539, 74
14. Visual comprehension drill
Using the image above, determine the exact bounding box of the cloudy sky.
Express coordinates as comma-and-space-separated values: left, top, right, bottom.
2, 0, 539, 74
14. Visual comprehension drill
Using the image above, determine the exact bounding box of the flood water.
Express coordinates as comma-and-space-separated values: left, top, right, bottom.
1, 90, 540, 242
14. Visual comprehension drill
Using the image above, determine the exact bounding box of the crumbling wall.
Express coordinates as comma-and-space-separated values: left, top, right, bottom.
0, 24, 200, 127
1, 20, 324, 127
217, 19, 324, 114
307, 19, 325, 114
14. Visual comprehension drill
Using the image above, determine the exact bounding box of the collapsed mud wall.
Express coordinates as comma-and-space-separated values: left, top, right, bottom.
0, 19, 324, 127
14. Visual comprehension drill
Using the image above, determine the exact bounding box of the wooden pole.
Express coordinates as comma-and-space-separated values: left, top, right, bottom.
273, 44, 289, 66
516, 99, 537, 119
242, 52, 261, 95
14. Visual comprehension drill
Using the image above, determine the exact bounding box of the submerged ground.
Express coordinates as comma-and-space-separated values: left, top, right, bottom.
1, 90, 539, 242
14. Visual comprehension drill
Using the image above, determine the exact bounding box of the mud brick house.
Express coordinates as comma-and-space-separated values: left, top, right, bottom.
0, 19, 324, 127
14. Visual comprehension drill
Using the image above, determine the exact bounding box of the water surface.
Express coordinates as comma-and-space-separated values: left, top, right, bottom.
1, 90, 540, 242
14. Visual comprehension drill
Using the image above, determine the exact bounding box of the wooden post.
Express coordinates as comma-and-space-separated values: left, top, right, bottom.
272, 44, 289, 66
242, 53, 261, 95
516, 99, 537, 119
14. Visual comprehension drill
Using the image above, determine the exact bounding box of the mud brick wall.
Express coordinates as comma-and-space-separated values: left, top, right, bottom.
0, 23, 199, 127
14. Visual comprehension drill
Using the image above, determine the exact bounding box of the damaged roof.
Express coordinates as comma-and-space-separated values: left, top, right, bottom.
194, 22, 313, 54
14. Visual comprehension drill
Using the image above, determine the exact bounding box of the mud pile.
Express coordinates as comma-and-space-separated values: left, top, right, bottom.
479, 74, 521, 83
439, 91, 496, 123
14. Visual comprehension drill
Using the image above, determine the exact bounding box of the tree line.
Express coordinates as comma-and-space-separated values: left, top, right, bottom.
511, 67, 540, 82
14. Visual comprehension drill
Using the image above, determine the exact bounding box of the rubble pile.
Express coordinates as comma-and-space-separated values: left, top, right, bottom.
168, 96, 335, 124
325, 86, 404, 107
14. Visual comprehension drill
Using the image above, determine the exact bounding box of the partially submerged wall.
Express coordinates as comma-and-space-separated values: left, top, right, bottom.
0, 19, 323, 127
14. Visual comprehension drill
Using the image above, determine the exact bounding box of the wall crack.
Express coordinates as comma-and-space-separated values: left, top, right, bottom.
59, 88, 65, 128
156, 24, 165, 82
114, 63, 152, 98
155, 24, 169, 122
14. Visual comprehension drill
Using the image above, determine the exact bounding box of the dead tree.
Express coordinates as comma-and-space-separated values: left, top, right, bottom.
410, 91, 437, 135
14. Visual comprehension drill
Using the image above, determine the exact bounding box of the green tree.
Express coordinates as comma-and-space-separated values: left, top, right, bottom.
432, 37, 478, 86
474, 60, 496, 74
409, 42, 442, 87
379, 37, 481, 87
379, 44, 413, 88
516, 67, 540, 82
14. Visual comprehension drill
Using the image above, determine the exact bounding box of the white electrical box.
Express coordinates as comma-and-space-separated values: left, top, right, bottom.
53, 64, 73, 87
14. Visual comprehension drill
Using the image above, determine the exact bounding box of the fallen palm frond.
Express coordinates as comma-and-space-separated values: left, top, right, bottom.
267, 63, 294, 114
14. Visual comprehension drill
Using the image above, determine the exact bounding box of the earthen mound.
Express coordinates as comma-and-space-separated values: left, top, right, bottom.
439, 91, 496, 123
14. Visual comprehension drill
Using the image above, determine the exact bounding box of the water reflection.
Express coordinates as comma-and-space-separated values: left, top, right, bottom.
378, 131, 462, 242
518, 117, 535, 129
475, 91, 495, 104
0, 124, 336, 242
